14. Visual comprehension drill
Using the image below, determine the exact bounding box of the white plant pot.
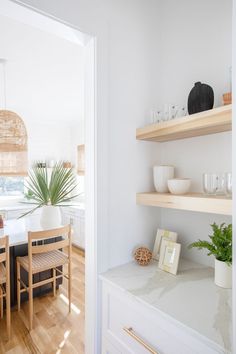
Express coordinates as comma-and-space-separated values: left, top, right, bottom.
214, 259, 232, 289
153, 165, 174, 193
40, 205, 62, 230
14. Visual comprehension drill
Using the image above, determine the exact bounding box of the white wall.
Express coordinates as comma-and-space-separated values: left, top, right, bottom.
157, 0, 232, 108
13, 0, 232, 269
0, 14, 85, 166
70, 120, 85, 164
11, 0, 162, 270
106, 0, 163, 267
5, 1, 233, 353
154, 0, 232, 267
159, 132, 232, 267
27, 120, 71, 163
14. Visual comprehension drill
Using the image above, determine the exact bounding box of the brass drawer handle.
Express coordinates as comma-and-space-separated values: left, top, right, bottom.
123, 327, 159, 354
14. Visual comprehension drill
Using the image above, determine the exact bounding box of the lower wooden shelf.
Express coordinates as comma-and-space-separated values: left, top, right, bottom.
136, 192, 232, 215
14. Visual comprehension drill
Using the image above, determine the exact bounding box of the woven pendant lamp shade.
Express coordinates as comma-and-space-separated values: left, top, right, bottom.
0, 110, 28, 176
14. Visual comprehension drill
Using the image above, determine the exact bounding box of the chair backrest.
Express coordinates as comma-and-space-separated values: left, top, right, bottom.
0, 236, 10, 286
0, 235, 9, 265
28, 225, 71, 258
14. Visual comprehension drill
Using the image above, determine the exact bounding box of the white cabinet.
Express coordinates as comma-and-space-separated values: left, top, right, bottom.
61, 207, 85, 249
102, 338, 122, 354
101, 281, 226, 354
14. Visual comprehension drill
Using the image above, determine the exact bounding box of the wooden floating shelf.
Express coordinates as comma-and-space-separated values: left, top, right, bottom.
136, 192, 232, 215
136, 105, 232, 142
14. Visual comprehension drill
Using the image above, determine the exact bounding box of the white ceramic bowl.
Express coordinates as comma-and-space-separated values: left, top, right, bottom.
167, 178, 191, 195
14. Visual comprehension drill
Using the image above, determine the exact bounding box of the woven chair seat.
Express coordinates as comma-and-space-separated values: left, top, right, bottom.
0, 262, 6, 284
17, 250, 68, 274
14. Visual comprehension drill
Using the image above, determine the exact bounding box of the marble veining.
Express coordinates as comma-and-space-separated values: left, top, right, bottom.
101, 259, 232, 352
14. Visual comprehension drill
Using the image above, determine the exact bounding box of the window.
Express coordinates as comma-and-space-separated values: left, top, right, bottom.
0, 176, 24, 196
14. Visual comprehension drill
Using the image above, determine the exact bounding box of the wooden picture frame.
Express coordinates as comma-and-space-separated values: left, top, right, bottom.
158, 239, 181, 275
153, 229, 178, 260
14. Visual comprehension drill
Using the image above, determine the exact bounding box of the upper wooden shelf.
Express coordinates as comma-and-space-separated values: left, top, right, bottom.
136, 192, 232, 215
136, 105, 232, 142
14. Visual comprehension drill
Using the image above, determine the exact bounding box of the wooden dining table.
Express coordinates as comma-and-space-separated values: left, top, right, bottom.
0, 215, 63, 306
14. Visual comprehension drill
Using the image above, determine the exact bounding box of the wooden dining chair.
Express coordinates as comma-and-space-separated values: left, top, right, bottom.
16, 225, 71, 331
0, 235, 11, 339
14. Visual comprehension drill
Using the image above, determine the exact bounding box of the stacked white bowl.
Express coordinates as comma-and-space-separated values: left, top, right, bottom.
153, 165, 191, 195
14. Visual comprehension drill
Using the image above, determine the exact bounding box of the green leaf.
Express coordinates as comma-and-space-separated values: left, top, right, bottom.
188, 223, 232, 264
23, 162, 78, 208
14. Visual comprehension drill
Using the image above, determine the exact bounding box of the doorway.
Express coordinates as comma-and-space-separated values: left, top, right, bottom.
0, 1, 97, 352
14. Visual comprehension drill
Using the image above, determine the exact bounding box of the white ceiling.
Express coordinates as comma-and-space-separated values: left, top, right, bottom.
0, 14, 85, 124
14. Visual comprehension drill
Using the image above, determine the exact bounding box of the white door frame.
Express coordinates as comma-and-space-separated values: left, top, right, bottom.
0, 1, 98, 352
232, 1, 236, 352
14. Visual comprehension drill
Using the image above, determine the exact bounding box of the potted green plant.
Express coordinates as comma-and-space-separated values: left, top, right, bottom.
21, 162, 78, 229
188, 223, 232, 288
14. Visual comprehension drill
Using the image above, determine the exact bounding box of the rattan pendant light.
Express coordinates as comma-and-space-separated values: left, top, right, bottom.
0, 59, 28, 176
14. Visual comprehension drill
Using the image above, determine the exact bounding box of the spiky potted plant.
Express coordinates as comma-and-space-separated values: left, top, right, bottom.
188, 223, 232, 288
22, 162, 78, 229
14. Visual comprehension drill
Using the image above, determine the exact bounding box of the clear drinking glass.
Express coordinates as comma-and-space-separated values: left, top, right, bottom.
225, 173, 232, 196
162, 104, 178, 121
169, 104, 178, 120
217, 174, 227, 195
155, 110, 163, 123
149, 109, 156, 124
148, 109, 163, 124
176, 106, 187, 118
203, 173, 219, 195
162, 104, 170, 121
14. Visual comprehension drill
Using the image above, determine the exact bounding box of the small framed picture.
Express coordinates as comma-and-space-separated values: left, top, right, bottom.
158, 239, 181, 275
153, 229, 178, 260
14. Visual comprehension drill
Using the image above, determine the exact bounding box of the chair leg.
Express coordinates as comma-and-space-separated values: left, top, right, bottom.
0, 286, 3, 319
6, 280, 11, 339
28, 273, 33, 331
53, 268, 56, 297
17, 261, 21, 312
68, 262, 72, 313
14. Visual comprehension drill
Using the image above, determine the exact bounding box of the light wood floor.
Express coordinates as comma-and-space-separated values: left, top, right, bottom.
0, 248, 85, 354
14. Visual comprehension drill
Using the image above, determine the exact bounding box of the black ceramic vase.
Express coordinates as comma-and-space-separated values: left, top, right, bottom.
187, 82, 214, 115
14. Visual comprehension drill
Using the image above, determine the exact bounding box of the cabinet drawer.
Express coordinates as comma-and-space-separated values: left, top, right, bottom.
104, 291, 186, 354
102, 338, 123, 354
102, 284, 224, 354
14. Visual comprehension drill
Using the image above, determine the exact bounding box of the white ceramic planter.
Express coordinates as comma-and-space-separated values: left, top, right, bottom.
214, 259, 232, 289
40, 205, 62, 230
153, 165, 174, 193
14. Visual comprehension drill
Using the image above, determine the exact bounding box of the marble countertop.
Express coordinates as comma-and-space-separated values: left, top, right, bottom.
0, 201, 84, 247
0, 213, 80, 247
0, 217, 49, 246
100, 259, 232, 352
